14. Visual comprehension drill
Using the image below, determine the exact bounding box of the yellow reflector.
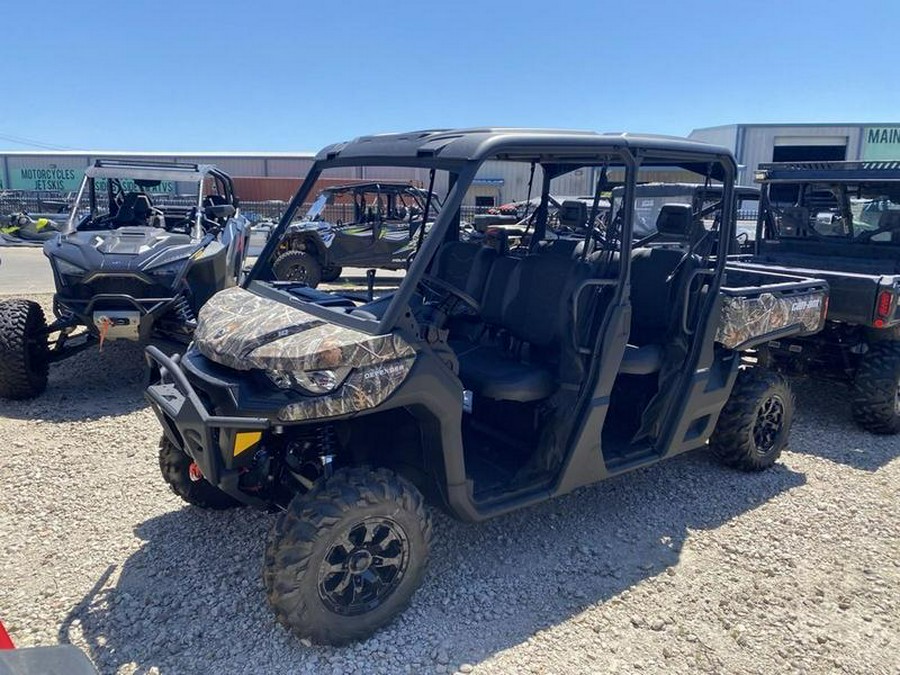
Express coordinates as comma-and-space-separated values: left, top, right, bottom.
234, 431, 262, 457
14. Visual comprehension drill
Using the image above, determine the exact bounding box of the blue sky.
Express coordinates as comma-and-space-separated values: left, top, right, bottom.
2, 0, 898, 152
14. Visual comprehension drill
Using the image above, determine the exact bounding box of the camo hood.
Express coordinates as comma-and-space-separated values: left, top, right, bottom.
193, 286, 415, 372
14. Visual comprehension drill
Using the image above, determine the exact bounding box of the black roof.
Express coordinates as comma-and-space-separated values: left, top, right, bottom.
314, 128, 735, 179
320, 182, 428, 195
756, 161, 900, 183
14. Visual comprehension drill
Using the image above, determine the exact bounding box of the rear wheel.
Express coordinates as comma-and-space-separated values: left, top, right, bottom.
710, 368, 794, 471
851, 342, 900, 434
158, 435, 240, 509
272, 251, 322, 287
264, 467, 431, 645
0, 299, 49, 399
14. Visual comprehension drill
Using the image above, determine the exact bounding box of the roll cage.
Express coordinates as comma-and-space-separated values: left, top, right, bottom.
66, 159, 238, 240
755, 161, 900, 242
248, 128, 737, 336
306, 182, 442, 222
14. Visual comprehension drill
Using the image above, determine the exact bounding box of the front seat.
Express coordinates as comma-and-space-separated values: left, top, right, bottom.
457, 253, 584, 402
115, 192, 153, 226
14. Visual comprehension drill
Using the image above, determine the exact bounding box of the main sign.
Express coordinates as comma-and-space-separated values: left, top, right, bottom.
862, 127, 900, 161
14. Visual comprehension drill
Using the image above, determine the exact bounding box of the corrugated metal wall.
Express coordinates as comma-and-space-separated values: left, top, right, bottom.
688, 125, 739, 152
0, 152, 318, 197
738, 125, 864, 184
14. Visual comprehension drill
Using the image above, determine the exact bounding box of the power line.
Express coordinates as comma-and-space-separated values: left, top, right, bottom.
0, 132, 82, 151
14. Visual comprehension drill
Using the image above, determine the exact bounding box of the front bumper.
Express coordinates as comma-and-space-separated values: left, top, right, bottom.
144, 346, 270, 503
56, 293, 179, 341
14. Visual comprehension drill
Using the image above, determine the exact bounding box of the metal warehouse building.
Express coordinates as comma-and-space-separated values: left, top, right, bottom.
0, 149, 595, 208
4, 123, 900, 207
689, 123, 900, 185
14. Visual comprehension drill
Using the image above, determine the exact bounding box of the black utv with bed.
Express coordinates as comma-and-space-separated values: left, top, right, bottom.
732, 161, 900, 433
144, 128, 828, 645
0, 160, 249, 399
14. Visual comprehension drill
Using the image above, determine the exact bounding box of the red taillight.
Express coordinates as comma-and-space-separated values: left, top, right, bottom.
876, 290, 894, 319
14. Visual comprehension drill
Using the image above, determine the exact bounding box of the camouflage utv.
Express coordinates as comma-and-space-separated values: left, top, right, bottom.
145, 128, 828, 646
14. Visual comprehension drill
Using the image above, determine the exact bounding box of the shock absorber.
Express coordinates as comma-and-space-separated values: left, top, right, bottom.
172, 295, 196, 326
317, 425, 337, 479
284, 424, 338, 489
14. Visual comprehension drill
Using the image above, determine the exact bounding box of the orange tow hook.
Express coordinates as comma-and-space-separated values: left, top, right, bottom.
98, 316, 112, 352
188, 462, 204, 482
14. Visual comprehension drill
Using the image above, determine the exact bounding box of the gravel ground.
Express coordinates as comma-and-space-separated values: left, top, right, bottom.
1, 294, 898, 674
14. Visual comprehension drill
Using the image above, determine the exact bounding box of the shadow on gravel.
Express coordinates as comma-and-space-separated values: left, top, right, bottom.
1, 341, 181, 423
788, 377, 900, 472
60, 451, 806, 675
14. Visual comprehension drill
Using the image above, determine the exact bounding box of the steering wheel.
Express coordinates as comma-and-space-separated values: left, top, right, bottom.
417, 274, 481, 315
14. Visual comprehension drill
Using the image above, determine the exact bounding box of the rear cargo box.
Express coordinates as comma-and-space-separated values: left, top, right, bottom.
716, 267, 829, 350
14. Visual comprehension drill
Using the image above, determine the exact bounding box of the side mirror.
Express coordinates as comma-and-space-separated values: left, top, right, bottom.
204, 204, 236, 220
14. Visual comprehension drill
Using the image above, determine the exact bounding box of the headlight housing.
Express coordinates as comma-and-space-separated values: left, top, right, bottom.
147, 259, 189, 281
53, 258, 87, 285
267, 366, 352, 395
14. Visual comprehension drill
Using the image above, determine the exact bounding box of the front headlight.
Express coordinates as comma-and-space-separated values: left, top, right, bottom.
54, 258, 87, 285
55, 258, 86, 276
267, 366, 352, 394
147, 259, 189, 279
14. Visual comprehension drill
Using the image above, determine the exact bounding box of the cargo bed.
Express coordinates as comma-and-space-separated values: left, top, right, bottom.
716, 266, 829, 350
732, 242, 900, 326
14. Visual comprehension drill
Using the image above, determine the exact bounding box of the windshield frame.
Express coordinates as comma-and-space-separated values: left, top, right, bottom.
246, 135, 736, 337
64, 161, 235, 238
246, 159, 478, 335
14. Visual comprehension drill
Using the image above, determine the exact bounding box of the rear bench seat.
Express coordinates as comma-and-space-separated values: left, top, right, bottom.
434, 201, 701, 388
618, 203, 701, 376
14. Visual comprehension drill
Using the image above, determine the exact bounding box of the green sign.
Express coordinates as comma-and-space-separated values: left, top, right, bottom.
95, 178, 176, 194
11, 167, 81, 191
863, 127, 900, 160
8, 166, 177, 193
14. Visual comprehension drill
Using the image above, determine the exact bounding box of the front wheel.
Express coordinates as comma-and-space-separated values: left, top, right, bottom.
710, 368, 795, 471
264, 467, 432, 645
158, 436, 241, 509
0, 299, 49, 399
851, 342, 900, 434
272, 250, 322, 288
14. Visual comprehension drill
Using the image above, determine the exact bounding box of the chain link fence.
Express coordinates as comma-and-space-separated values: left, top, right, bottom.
1, 190, 503, 227
2, 189, 753, 229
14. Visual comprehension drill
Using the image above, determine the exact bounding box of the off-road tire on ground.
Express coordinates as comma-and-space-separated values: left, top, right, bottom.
272, 250, 322, 288
321, 265, 343, 283
0, 299, 49, 399
158, 435, 241, 509
850, 342, 900, 434
710, 368, 795, 471
264, 467, 432, 646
